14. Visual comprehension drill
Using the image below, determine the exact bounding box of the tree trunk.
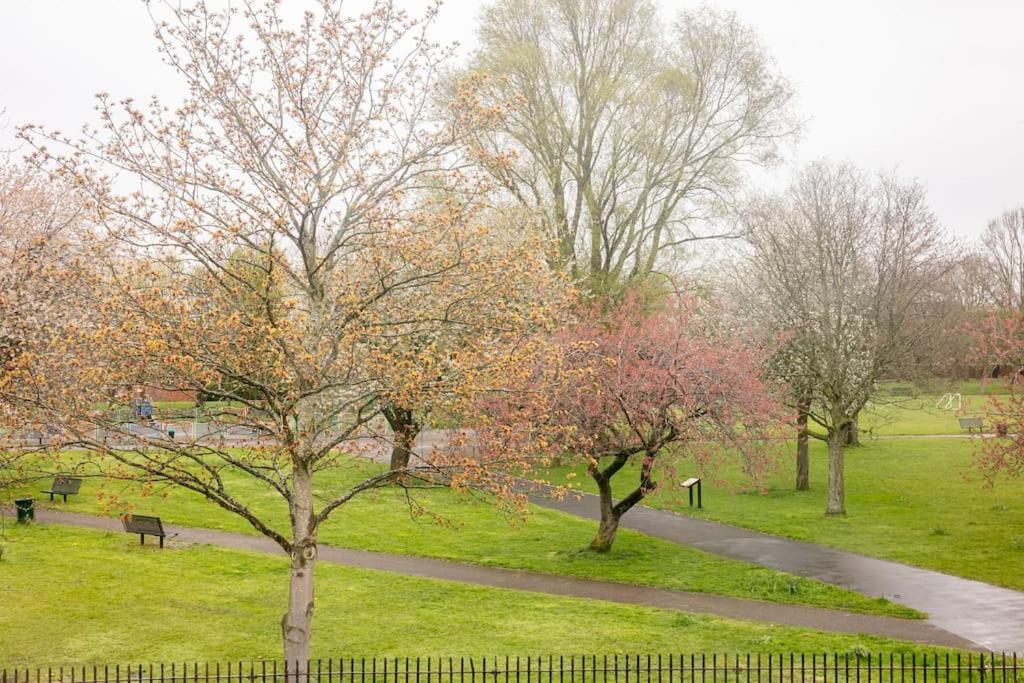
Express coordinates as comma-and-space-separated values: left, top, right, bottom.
282, 462, 316, 669
825, 426, 846, 515
795, 395, 810, 491
383, 406, 420, 471
589, 474, 621, 553
845, 416, 860, 446
587, 452, 655, 553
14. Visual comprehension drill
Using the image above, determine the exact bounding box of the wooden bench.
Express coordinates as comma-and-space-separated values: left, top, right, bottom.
958, 417, 984, 433
121, 514, 168, 547
681, 477, 702, 509
42, 475, 82, 502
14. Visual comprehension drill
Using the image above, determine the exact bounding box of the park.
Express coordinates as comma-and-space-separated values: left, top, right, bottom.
1, 0, 1023, 678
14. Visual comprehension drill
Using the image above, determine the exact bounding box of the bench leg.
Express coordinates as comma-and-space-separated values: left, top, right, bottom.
49, 492, 54, 501
159, 536, 164, 548
62, 494, 68, 503
140, 534, 145, 546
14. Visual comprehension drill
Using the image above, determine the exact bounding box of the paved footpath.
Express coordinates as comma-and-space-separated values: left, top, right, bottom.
396, 430, 1024, 653
527, 490, 1024, 654
13, 428, 1022, 652
28, 507, 973, 649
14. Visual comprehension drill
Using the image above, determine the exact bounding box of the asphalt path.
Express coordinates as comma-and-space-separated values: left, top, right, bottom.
24, 507, 976, 649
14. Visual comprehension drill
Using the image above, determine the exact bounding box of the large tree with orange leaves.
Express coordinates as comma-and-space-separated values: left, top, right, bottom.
8, 0, 559, 664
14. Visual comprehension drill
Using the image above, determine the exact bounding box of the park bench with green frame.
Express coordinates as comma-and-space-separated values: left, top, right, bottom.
42, 475, 82, 503
121, 514, 168, 547
958, 417, 984, 433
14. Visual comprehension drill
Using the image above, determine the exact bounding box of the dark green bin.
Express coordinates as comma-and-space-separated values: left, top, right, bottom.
14, 497, 34, 523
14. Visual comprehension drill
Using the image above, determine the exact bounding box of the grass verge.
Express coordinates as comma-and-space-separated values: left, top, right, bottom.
0, 451, 917, 619
0, 524, 954, 667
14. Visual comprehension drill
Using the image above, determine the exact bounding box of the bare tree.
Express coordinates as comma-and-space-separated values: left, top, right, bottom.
885, 252, 994, 382
981, 207, 1024, 310
737, 162, 950, 514
468, 0, 797, 292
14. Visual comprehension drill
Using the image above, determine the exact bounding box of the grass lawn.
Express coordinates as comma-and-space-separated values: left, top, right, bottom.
0, 524, 957, 667
858, 396, 985, 436
544, 439, 1024, 590
835, 379, 1011, 436
0, 453, 914, 619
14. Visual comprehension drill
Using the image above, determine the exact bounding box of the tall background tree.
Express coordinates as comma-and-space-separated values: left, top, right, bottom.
8, 0, 560, 665
736, 162, 951, 514
468, 0, 797, 293
980, 207, 1024, 311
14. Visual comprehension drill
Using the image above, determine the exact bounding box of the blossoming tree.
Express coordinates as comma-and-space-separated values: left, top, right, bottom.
484, 292, 784, 552
969, 309, 1024, 480
8, 0, 559, 665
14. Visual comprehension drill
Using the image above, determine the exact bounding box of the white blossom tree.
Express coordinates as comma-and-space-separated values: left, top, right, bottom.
0, 160, 97, 489
738, 162, 951, 514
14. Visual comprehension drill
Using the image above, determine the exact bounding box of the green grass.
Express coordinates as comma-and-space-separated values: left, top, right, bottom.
856, 392, 1005, 436
544, 439, 1024, 590
839, 379, 1011, 436
0, 453, 915, 619
858, 396, 983, 435
0, 524, 956, 667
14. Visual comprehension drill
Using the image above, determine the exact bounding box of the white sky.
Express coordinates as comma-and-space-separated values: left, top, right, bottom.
1, 0, 1021, 239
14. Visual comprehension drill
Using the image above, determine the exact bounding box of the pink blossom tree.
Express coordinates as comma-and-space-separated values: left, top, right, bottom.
486, 292, 784, 552
969, 308, 1024, 480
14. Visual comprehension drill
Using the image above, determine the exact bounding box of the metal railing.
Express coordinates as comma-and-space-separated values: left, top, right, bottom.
3, 653, 1022, 683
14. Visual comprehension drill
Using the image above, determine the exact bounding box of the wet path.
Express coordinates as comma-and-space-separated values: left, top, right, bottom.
9, 428, 1020, 651
395, 430, 1024, 653
528, 490, 1024, 653
23, 508, 973, 649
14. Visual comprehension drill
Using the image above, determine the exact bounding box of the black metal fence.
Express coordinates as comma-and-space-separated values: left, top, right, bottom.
2, 654, 1022, 683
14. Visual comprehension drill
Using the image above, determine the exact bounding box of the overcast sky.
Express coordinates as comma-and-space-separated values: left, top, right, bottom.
1, 0, 1021, 239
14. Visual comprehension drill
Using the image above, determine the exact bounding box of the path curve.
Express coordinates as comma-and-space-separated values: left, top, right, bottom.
9, 428, 1019, 652
528, 489, 1024, 653
24, 507, 974, 650
396, 430, 1024, 653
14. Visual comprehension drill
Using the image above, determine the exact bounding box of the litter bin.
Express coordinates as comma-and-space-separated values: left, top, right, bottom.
14, 497, 35, 523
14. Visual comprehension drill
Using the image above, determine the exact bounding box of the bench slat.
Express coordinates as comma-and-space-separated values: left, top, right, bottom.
122, 514, 166, 537
47, 476, 82, 495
